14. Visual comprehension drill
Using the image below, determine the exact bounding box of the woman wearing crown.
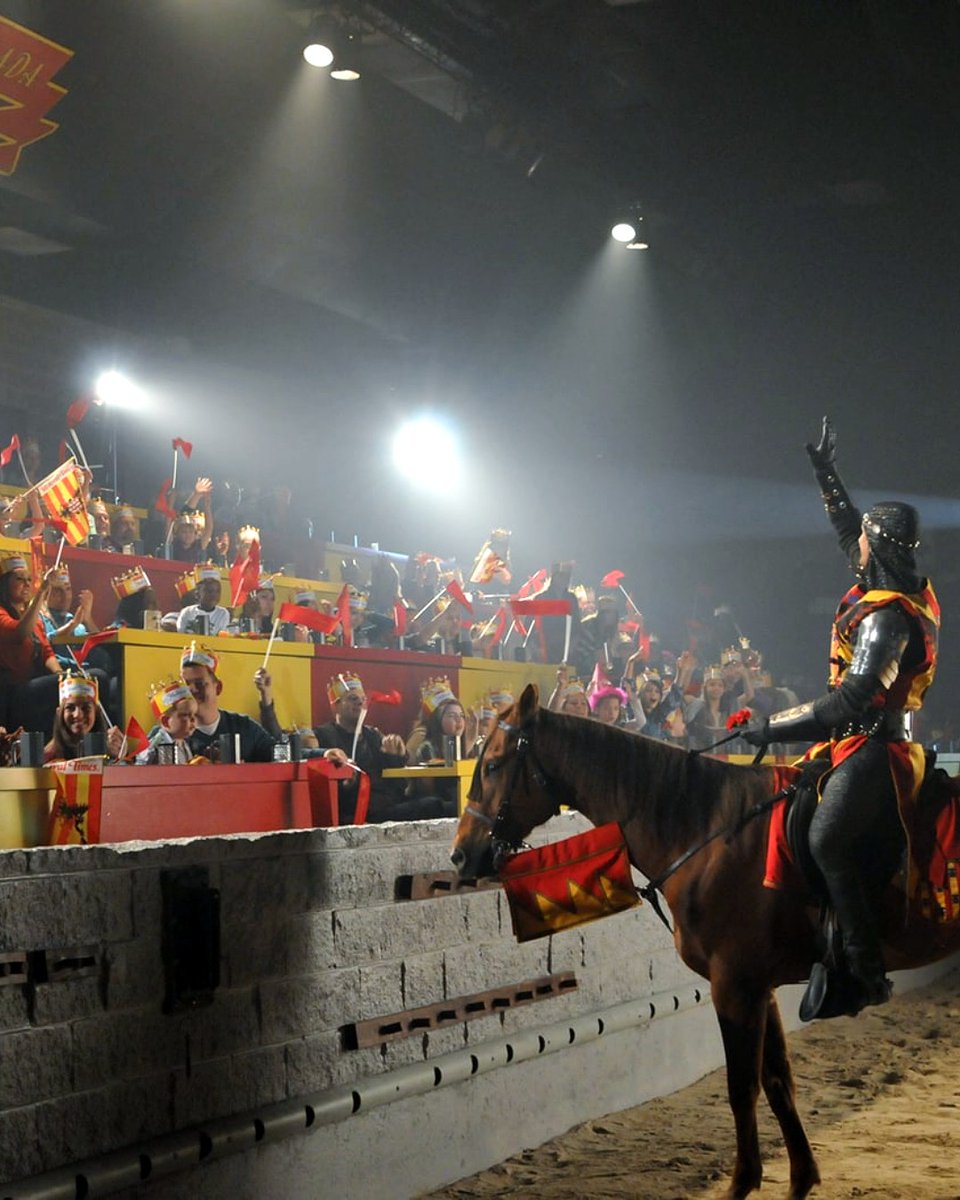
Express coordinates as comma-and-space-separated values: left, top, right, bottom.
45, 675, 123, 762
0, 555, 63, 734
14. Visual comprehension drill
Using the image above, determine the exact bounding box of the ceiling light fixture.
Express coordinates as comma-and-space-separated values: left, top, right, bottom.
611, 203, 650, 250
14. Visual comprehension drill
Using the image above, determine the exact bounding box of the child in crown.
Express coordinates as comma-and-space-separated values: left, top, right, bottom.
136, 680, 199, 765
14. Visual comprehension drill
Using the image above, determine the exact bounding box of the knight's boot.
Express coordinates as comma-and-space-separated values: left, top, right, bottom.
844, 944, 893, 1009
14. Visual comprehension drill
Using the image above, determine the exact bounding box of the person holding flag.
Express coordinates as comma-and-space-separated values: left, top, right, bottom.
171, 643, 276, 763
0, 555, 64, 734
45, 675, 123, 762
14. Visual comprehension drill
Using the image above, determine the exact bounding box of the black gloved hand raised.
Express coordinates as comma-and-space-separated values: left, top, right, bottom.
740, 718, 770, 748
805, 415, 836, 471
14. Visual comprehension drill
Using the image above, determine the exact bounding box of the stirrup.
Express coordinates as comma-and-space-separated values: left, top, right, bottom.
799, 962, 864, 1022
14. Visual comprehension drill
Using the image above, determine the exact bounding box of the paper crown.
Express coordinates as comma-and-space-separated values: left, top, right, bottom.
421, 676, 457, 715
174, 570, 198, 599
149, 677, 194, 720
560, 678, 587, 699
720, 647, 742, 666
180, 641, 219, 675
293, 590, 316, 606
195, 564, 221, 582
174, 509, 204, 529
703, 665, 724, 683
238, 525, 260, 543
641, 669, 662, 687
1, 556, 27, 575
573, 584, 596, 617
327, 672, 364, 705
348, 586, 368, 613
257, 576, 275, 592
59, 674, 98, 706
49, 566, 70, 587
110, 505, 135, 523
487, 687, 514, 711
111, 566, 151, 597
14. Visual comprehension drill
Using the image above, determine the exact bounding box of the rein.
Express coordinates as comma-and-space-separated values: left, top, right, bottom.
468, 714, 794, 934
638, 781, 795, 932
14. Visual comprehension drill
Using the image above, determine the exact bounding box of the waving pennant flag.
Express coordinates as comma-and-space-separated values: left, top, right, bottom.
0, 433, 19, 468
600, 569, 625, 589
336, 585, 353, 648
278, 602, 340, 635
154, 477, 178, 522
65, 396, 91, 429
122, 715, 150, 759
509, 598, 573, 618
47, 757, 103, 846
74, 629, 118, 663
172, 437, 193, 458
0, 17, 74, 177
229, 538, 260, 608
367, 689, 402, 706
499, 823, 640, 943
37, 461, 89, 546
393, 599, 408, 638
444, 579, 473, 613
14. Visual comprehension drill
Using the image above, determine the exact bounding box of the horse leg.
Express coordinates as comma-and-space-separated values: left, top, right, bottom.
712, 977, 766, 1199
760, 992, 820, 1200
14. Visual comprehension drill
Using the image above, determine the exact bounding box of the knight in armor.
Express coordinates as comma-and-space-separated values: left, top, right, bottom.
744, 417, 939, 1016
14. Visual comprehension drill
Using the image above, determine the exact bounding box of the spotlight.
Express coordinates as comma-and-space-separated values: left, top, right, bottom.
330, 30, 363, 81
611, 204, 650, 250
94, 370, 145, 410
303, 16, 337, 68
392, 416, 460, 486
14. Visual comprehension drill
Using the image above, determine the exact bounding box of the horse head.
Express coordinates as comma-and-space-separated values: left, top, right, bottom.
450, 682, 562, 881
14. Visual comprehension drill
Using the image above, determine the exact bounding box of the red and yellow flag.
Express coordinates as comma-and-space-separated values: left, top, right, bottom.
0, 17, 73, 177
37, 460, 89, 546
47, 757, 103, 845
499, 822, 640, 943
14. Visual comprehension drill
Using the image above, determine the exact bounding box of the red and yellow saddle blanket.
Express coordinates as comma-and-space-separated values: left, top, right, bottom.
763, 739, 960, 923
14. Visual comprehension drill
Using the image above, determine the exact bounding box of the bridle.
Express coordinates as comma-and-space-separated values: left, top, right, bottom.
464, 716, 567, 870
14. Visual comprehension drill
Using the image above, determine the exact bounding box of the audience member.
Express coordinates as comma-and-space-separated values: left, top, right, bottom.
104, 505, 139, 554
176, 566, 231, 635
0, 556, 63, 734
45, 674, 123, 761
547, 667, 590, 717
313, 673, 412, 822
111, 567, 158, 629
136, 678, 199, 764
174, 643, 275, 762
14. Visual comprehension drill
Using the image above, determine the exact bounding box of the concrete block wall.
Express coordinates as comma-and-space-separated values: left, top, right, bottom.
0, 812, 701, 1189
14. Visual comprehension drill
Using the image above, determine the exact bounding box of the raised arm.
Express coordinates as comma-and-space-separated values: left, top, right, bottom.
806, 416, 861, 560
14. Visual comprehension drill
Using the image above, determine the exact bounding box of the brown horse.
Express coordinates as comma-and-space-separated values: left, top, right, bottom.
450, 684, 960, 1200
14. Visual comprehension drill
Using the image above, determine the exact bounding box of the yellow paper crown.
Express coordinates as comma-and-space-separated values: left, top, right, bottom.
1, 555, 28, 575
111, 566, 151, 598
175, 509, 204, 529
720, 646, 741, 666
59, 674, 98, 706
175, 569, 198, 598
195, 564, 221, 582
50, 566, 70, 587
327, 672, 364, 705
421, 676, 456, 715
149, 677, 193, 720
485, 687, 514, 714
560, 678, 586, 699
703, 665, 724, 683
180, 641, 218, 676
238, 525, 260, 543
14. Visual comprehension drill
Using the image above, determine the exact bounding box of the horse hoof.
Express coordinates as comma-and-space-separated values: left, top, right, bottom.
788, 1161, 821, 1199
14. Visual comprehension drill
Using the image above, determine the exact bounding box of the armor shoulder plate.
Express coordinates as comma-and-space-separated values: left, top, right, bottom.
850, 606, 910, 689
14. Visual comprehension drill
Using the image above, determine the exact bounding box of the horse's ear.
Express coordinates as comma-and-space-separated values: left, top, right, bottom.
518, 682, 539, 720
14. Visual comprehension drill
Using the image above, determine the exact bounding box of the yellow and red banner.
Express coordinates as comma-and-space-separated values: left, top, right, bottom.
499, 822, 640, 943
0, 17, 72, 176
47, 757, 103, 845
37, 460, 89, 546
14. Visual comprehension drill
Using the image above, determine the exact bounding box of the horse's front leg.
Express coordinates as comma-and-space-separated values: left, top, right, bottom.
761, 993, 820, 1200
711, 973, 767, 1199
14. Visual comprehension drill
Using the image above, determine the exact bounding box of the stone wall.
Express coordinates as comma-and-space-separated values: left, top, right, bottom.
0, 813, 702, 1194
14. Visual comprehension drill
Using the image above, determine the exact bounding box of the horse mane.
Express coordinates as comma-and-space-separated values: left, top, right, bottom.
536, 707, 765, 848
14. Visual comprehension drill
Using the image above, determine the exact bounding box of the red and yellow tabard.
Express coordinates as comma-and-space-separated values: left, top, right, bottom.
828, 582, 939, 710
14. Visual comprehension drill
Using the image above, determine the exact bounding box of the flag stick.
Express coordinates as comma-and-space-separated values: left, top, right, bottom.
411, 589, 446, 624
261, 618, 280, 669
69, 429, 90, 472
16, 446, 29, 485
351, 705, 367, 763
171, 447, 179, 492
618, 584, 642, 617
562, 613, 572, 664
53, 535, 66, 570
